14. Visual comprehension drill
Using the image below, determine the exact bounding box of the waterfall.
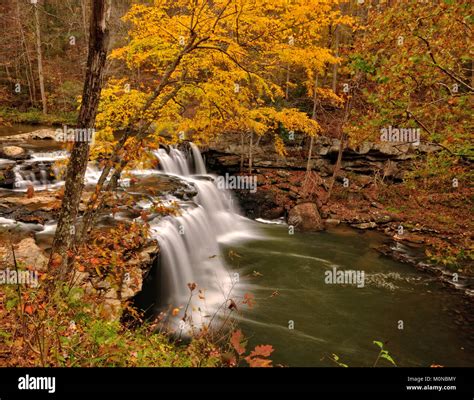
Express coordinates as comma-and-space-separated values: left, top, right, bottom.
189, 143, 207, 175
154, 148, 190, 175
9, 151, 67, 190
3, 143, 257, 334
150, 144, 258, 332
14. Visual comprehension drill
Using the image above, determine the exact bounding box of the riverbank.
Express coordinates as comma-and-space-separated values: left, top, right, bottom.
0, 107, 77, 128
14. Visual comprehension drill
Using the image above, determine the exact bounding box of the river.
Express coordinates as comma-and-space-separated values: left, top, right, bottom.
224, 222, 473, 367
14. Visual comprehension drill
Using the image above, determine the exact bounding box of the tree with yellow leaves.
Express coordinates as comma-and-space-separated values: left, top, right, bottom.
57, 0, 353, 259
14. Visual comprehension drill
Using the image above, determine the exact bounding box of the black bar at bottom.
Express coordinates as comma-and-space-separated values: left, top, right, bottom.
0, 367, 472, 398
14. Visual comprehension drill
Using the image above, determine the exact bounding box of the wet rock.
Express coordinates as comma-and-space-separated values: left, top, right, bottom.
394, 233, 425, 245
352, 221, 377, 230
325, 218, 341, 226
264, 206, 285, 219
288, 202, 324, 231
235, 188, 281, 220
0, 193, 61, 223
129, 174, 198, 201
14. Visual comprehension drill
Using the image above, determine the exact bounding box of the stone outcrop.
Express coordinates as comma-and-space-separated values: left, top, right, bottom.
82, 242, 160, 321
202, 136, 444, 222
287, 202, 324, 232
204, 137, 443, 181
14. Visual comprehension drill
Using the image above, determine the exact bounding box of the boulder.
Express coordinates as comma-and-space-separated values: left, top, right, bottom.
288, 202, 324, 231
0, 237, 48, 271
0, 146, 27, 160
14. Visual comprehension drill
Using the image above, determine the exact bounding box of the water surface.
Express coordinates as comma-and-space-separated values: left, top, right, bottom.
224, 223, 473, 367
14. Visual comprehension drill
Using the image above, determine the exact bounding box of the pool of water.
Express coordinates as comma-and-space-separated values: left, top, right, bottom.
224, 222, 474, 367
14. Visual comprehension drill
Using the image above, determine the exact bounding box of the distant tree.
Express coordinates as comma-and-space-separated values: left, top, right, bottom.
32, 0, 47, 114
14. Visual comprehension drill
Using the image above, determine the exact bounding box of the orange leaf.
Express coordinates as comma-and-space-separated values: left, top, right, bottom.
230, 330, 246, 356
245, 357, 272, 368
249, 345, 274, 358
90, 258, 100, 265
24, 304, 34, 315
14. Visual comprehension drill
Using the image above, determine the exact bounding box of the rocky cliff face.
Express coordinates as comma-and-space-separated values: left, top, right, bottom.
202, 137, 443, 224
204, 137, 442, 179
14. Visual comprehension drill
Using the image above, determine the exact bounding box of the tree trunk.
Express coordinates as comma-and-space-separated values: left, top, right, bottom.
33, 2, 47, 114
16, 0, 36, 106
303, 74, 319, 194
248, 131, 253, 174
324, 98, 351, 204
306, 75, 319, 172
324, 135, 345, 204
81, 0, 89, 47
332, 26, 339, 93
49, 0, 111, 278
240, 132, 244, 172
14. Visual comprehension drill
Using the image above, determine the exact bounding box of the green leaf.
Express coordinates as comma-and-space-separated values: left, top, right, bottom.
373, 340, 383, 349
380, 352, 397, 366
6, 297, 18, 311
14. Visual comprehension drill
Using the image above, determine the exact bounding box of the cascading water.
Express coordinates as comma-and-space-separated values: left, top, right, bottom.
7, 150, 101, 191
189, 143, 207, 175
150, 145, 258, 331
154, 148, 190, 175
2, 141, 257, 333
